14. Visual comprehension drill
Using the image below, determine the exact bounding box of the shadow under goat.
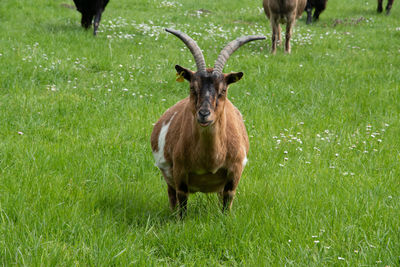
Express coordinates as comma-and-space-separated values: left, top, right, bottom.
305, 0, 328, 24
377, 0, 394, 15
73, 0, 110, 35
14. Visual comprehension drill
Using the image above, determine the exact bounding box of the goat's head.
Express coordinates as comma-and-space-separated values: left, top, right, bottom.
166, 29, 265, 128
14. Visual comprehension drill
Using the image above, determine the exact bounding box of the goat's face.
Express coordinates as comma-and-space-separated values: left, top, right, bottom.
175, 65, 243, 127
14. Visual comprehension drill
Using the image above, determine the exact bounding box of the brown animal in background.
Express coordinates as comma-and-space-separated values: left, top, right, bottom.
377, 0, 394, 15
151, 29, 265, 217
263, 0, 307, 54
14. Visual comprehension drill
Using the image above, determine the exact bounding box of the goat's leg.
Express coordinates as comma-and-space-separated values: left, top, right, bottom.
305, 2, 313, 24
174, 168, 189, 218
285, 16, 295, 54
93, 9, 103, 35
314, 1, 327, 21
167, 184, 177, 210
313, 8, 322, 21
386, 0, 394, 14
377, 0, 384, 12
277, 24, 282, 45
222, 181, 237, 212
81, 13, 92, 29
176, 183, 188, 218
222, 164, 243, 212
270, 17, 279, 54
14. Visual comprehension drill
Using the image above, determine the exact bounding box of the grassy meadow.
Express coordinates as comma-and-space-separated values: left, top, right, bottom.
1, 0, 400, 265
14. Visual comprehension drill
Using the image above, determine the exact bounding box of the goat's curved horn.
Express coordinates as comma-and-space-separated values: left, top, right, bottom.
213, 35, 266, 75
165, 28, 206, 72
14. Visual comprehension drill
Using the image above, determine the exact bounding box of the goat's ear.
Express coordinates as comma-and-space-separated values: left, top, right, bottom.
175, 65, 193, 82
225, 72, 243, 85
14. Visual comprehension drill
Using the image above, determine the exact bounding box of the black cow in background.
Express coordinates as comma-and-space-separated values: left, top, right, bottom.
73, 0, 110, 35
377, 0, 394, 14
305, 0, 328, 24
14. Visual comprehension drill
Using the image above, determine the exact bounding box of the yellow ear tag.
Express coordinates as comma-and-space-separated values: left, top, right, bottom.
176, 72, 184, 82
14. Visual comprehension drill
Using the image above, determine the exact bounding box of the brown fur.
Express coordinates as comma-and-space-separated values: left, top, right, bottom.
263, 0, 307, 54
151, 69, 249, 217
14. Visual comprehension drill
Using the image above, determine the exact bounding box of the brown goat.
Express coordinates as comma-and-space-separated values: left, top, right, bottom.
377, 0, 394, 14
151, 29, 265, 217
263, 0, 307, 54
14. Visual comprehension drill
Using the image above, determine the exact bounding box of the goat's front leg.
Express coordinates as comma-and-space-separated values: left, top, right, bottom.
313, 8, 322, 21
377, 0, 384, 12
277, 24, 282, 45
167, 184, 177, 210
81, 13, 93, 29
222, 164, 243, 212
270, 17, 280, 54
305, 2, 313, 24
386, 0, 394, 14
173, 166, 189, 218
285, 15, 296, 54
93, 9, 103, 35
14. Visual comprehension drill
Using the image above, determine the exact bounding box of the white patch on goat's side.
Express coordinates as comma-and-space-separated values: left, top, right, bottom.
153, 112, 176, 178
242, 147, 248, 168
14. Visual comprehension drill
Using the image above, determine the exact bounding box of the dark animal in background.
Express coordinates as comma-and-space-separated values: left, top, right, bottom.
305, 0, 328, 24
377, 0, 394, 14
73, 0, 110, 35
263, 0, 307, 54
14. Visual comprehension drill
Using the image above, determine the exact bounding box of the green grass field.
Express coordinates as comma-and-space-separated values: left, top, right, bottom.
1, 0, 400, 265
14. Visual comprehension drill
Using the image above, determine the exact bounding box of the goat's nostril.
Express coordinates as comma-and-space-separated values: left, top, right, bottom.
199, 110, 210, 118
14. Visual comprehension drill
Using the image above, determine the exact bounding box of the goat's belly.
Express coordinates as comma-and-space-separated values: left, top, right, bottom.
188, 169, 228, 193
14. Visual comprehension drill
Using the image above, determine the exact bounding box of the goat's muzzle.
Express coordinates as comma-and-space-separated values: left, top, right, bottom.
197, 109, 212, 127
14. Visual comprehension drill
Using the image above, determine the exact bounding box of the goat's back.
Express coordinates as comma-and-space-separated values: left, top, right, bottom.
263, 0, 307, 19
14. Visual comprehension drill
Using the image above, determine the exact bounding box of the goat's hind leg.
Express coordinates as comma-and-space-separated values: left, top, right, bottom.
81, 13, 93, 29
285, 15, 295, 54
386, 0, 394, 14
277, 24, 282, 45
270, 16, 280, 54
93, 9, 104, 35
313, 8, 322, 21
377, 0, 384, 12
305, 2, 313, 24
